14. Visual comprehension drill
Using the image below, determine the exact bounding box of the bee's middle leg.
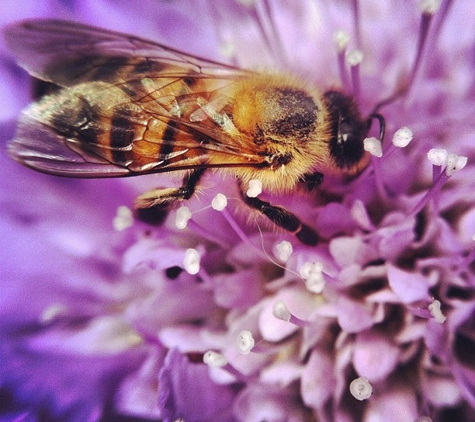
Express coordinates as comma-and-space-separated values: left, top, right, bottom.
134, 168, 206, 225
241, 189, 319, 246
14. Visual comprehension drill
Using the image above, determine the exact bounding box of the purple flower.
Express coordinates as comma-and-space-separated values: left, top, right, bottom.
1, 1, 474, 421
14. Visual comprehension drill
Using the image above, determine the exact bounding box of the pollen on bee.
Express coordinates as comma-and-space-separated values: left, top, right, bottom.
246, 179, 262, 198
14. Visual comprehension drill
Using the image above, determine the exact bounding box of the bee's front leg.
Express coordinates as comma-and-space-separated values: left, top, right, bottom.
134, 168, 206, 225
240, 188, 319, 246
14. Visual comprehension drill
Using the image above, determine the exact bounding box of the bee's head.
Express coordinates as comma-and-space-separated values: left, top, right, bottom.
323, 90, 384, 173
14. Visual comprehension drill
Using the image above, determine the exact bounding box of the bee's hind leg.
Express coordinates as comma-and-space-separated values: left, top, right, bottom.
134, 168, 206, 225
241, 188, 319, 246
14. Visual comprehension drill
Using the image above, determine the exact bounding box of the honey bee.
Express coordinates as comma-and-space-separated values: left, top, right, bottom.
5, 20, 384, 246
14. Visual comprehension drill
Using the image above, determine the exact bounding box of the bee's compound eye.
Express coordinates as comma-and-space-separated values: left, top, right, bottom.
323, 90, 367, 170
331, 127, 367, 170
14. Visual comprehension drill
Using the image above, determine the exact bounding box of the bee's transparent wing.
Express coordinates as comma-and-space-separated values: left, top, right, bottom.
6, 20, 266, 178
4, 19, 251, 86
8, 109, 131, 177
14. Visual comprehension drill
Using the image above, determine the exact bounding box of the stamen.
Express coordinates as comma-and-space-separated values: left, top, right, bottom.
273, 240, 293, 262
203, 350, 227, 367
351, 200, 375, 231
246, 179, 263, 197
428, 0, 454, 50
427, 148, 448, 167
409, 170, 448, 217
408, 0, 441, 90
372, 1, 443, 110
211, 193, 228, 211
221, 207, 256, 248
392, 127, 413, 148
113, 205, 134, 231
299, 262, 325, 294
236, 330, 255, 354
349, 376, 373, 401
273, 300, 309, 327
428, 298, 446, 323
363, 137, 383, 158
186, 219, 231, 248
445, 153, 467, 176
273, 299, 291, 321
346, 49, 364, 98
358, 127, 413, 199
350, 0, 362, 48
40, 303, 67, 324
364, 137, 387, 200
334, 30, 351, 91
418, 0, 442, 14
183, 248, 200, 275
427, 149, 447, 208
409, 150, 467, 217
175, 206, 192, 229
203, 350, 246, 381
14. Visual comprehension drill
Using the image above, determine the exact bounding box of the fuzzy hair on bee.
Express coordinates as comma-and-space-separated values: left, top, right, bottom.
5, 19, 382, 246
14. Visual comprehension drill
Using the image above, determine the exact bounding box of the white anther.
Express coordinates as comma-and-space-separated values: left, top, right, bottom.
427, 148, 448, 166
40, 304, 67, 323
183, 248, 200, 275
428, 299, 446, 323
334, 30, 350, 51
392, 127, 413, 147
175, 207, 192, 229
113, 205, 134, 231
246, 179, 262, 198
445, 154, 467, 176
364, 137, 383, 157
345, 49, 364, 66
212, 193, 228, 211
273, 300, 291, 322
236, 330, 255, 354
300, 262, 325, 294
418, 0, 441, 14
274, 240, 293, 262
299, 261, 323, 279
349, 377, 373, 401
203, 350, 227, 367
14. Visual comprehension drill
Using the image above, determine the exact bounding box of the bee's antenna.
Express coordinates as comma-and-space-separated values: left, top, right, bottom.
366, 113, 386, 144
